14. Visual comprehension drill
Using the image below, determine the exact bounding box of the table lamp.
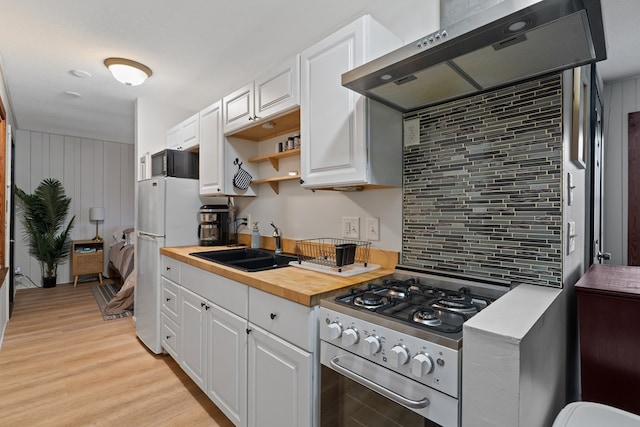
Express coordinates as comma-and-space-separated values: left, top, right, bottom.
90, 207, 105, 241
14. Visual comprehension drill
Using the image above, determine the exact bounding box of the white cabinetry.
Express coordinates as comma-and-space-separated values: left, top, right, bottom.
172, 262, 249, 426
223, 55, 300, 135
167, 112, 199, 150
161, 277, 180, 360
159, 258, 318, 427
248, 326, 313, 427
247, 287, 316, 427
199, 101, 224, 195
300, 15, 402, 190
207, 304, 247, 427
199, 99, 258, 197
180, 287, 208, 392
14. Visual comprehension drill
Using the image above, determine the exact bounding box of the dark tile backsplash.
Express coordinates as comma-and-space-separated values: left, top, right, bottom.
402, 75, 563, 287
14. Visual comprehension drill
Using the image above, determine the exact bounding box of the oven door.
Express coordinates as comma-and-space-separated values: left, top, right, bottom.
320, 342, 459, 427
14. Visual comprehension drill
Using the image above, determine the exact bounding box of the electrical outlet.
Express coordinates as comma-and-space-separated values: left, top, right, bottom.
14, 266, 21, 275
342, 217, 360, 239
403, 118, 420, 147
366, 217, 380, 241
246, 214, 252, 230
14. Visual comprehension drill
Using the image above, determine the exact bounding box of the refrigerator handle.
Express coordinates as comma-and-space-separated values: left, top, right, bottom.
137, 231, 164, 239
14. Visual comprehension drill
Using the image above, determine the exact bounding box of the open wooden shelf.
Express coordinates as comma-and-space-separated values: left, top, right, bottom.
248, 148, 300, 171
252, 175, 300, 194
228, 109, 300, 141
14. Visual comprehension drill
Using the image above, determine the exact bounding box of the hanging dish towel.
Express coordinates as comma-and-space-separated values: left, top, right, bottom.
233, 159, 252, 190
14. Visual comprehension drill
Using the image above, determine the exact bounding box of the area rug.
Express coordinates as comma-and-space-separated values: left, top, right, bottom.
91, 283, 133, 321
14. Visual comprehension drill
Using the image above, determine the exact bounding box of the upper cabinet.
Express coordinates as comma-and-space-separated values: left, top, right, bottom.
300, 16, 403, 190
199, 101, 224, 195
167, 112, 199, 150
199, 100, 257, 197
223, 55, 300, 135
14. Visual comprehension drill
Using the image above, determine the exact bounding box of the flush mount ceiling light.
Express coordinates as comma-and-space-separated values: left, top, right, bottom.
104, 57, 152, 86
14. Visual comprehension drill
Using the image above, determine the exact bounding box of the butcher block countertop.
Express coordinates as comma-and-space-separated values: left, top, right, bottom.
160, 245, 397, 306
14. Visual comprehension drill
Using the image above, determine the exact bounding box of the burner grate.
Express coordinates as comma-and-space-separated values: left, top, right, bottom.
332, 277, 494, 336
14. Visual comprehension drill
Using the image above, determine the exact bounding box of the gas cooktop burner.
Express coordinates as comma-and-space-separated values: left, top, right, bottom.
332, 277, 495, 336
353, 292, 388, 309
431, 298, 478, 315
412, 308, 442, 327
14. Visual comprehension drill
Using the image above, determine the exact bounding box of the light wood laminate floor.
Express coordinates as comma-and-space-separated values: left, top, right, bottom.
0, 281, 234, 427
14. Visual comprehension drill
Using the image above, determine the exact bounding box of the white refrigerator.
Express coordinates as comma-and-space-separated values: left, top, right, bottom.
136, 177, 200, 353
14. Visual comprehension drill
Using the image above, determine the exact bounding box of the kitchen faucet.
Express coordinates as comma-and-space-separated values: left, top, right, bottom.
270, 222, 282, 254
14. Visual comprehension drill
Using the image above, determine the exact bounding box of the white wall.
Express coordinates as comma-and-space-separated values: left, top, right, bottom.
14, 130, 134, 285
602, 75, 640, 265
135, 97, 194, 165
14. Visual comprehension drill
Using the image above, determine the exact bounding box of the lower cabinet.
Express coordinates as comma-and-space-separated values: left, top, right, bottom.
207, 304, 248, 427
248, 325, 312, 427
180, 288, 208, 391
160, 258, 317, 427
161, 277, 181, 360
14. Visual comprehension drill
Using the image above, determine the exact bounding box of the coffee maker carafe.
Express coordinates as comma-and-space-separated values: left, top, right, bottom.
198, 205, 230, 246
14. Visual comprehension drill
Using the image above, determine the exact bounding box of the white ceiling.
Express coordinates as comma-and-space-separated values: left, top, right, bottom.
0, 0, 637, 144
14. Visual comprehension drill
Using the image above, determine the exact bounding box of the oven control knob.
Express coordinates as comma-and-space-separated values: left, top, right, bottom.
342, 328, 359, 347
411, 353, 434, 377
327, 322, 342, 340
389, 345, 409, 367
362, 336, 381, 356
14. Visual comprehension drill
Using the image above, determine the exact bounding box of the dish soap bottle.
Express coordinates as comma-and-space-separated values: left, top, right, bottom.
251, 222, 260, 248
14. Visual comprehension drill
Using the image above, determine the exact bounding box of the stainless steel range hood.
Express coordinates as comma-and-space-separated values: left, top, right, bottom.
342, 0, 606, 112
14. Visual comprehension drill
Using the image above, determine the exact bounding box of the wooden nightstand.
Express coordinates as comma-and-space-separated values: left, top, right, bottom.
72, 239, 104, 287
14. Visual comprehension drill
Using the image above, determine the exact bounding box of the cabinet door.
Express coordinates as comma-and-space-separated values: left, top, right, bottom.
167, 125, 180, 149
199, 101, 224, 195
179, 113, 199, 150
223, 82, 255, 134
300, 19, 368, 188
255, 55, 300, 120
208, 304, 248, 427
248, 325, 312, 427
180, 288, 207, 392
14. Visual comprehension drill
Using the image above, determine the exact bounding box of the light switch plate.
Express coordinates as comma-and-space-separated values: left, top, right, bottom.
567, 172, 574, 206
342, 217, 360, 239
567, 221, 576, 254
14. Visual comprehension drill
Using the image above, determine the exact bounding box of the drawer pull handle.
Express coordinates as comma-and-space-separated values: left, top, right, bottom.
166, 266, 171, 271
166, 336, 171, 340
200, 302, 206, 308
166, 298, 171, 302
270, 313, 277, 320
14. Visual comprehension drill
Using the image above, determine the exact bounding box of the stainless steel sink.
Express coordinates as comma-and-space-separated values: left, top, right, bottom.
189, 248, 298, 272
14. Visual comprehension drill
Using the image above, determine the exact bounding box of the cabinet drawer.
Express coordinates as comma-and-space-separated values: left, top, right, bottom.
73, 252, 103, 274
161, 314, 180, 361
161, 256, 180, 283
161, 277, 180, 324
249, 287, 317, 352
181, 263, 248, 318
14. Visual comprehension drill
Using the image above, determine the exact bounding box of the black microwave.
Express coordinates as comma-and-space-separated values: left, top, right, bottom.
151, 149, 199, 179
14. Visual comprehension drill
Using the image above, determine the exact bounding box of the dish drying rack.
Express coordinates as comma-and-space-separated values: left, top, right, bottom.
294, 238, 371, 273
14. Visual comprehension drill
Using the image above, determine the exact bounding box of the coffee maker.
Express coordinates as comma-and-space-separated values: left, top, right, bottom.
198, 205, 230, 246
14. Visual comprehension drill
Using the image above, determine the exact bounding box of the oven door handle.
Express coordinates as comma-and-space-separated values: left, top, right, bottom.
329, 356, 430, 409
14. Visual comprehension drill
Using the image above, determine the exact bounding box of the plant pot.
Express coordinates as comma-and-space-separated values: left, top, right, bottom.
42, 276, 57, 288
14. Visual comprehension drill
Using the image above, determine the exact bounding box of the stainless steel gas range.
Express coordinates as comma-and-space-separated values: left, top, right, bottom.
319, 267, 508, 427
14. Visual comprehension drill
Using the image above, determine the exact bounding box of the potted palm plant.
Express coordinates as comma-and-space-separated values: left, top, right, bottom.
15, 178, 75, 288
